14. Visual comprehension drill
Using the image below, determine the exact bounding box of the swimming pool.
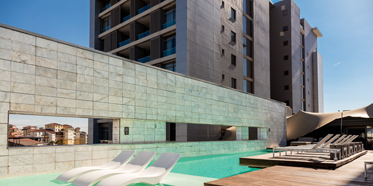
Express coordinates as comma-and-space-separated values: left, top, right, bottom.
0, 150, 268, 186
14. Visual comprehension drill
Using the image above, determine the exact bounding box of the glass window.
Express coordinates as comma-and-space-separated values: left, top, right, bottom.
222, 25, 225, 32
231, 31, 236, 42
243, 0, 253, 17
249, 127, 258, 140
284, 85, 289, 90
231, 54, 236, 66
231, 78, 237, 89
222, 49, 225, 56
164, 35, 176, 50
161, 62, 176, 72
284, 70, 289, 76
243, 58, 252, 78
243, 80, 253, 93
243, 16, 252, 36
283, 26, 288, 31
231, 8, 236, 20
243, 37, 252, 57
165, 9, 176, 23
283, 10, 288, 16
101, 16, 111, 33
284, 55, 289, 60
283, 40, 288, 46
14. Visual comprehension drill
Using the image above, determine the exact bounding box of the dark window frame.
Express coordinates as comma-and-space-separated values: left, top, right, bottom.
231, 78, 237, 89
231, 54, 236, 66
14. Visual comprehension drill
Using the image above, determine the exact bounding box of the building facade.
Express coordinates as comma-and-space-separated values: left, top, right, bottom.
0, 23, 286, 176
90, 0, 271, 98
269, 0, 323, 113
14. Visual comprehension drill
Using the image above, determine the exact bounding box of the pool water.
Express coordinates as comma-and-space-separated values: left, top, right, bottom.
0, 150, 268, 186
168, 150, 266, 179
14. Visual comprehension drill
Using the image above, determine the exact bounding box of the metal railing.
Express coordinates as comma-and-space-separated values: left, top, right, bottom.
137, 30, 150, 40
138, 56, 150, 63
123, 15, 131, 22
101, 4, 111, 12
137, 4, 151, 14
162, 47, 176, 57
163, 19, 176, 29
119, 39, 130, 47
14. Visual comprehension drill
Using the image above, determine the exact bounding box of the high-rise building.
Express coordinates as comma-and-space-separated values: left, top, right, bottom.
90, 0, 323, 112
269, 0, 323, 113
90, 0, 271, 98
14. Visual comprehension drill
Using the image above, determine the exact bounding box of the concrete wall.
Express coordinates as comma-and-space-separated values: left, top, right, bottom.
252, 0, 271, 98
0, 23, 286, 176
176, 0, 221, 83
313, 51, 324, 113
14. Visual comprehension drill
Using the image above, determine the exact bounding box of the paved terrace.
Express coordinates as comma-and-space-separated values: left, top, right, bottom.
205, 151, 373, 186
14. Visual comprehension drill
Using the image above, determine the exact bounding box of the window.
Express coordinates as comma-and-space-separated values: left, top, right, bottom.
243, 37, 252, 57
243, 80, 253, 93
283, 26, 288, 31
284, 70, 289, 76
221, 25, 225, 32
301, 34, 304, 46
301, 48, 305, 59
243, 58, 253, 78
243, 0, 253, 17
164, 9, 176, 29
284, 55, 289, 60
283, 10, 288, 16
163, 34, 176, 57
231, 78, 237, 89
221, 1, 224, 8
284, 85, 289, 90
231, 8, 236, 20
222, 49, 225, 56
249, 127, 258, 140
231, 31, 236, 42
161, 62, 176, 72
101, 16, 111, 33
231, 54, 236, 65
243, 16, 252, 36
283, 40, 288, 46
285, 100, 289, 106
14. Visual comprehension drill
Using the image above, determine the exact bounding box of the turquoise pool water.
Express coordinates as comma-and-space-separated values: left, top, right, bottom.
0, 150, 268, 186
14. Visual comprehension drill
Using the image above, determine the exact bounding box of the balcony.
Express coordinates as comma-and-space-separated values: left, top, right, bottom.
123, 15, 131, 22
101, 26, 111, 33
137, 4, 151, 14
138, 56, 150, 63
162, 47, 176, 57
101, 4, 111, 12
119, 39, 130, 47
137, 30, 150, 40
163, 19, 176, 29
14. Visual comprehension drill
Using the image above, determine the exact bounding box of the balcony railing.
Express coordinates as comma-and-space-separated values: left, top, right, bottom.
163, 19, 176, 29
137, 30, 150, 40
162, 47, 176, 57
123, 15, 131, 22
101, 26, 111, 33
138, 56, 150, 63
101, 4, 111, 12
119, 39, 130, 47
137, 4, 151, 14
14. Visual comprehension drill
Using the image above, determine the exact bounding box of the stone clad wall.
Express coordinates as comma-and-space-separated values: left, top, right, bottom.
0, 24, 286, 176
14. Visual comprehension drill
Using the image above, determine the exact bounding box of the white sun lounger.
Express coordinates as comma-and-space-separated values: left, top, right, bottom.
96, 152, 181, 186
72, 151, 156, 186
56, 150, 135, 182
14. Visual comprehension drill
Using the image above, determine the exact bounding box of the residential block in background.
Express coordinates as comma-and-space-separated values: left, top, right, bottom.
90, 0, 323, 113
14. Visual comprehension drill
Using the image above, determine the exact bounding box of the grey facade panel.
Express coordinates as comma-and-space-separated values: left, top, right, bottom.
150, 36, 161, 60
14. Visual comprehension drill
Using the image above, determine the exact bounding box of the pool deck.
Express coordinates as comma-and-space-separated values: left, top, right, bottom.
239, 150, 367, 169
205, 151, 373, 186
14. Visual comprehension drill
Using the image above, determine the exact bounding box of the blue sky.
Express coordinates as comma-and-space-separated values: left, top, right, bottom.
0, 0, 372, 119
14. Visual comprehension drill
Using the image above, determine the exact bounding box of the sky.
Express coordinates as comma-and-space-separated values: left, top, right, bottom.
0, 0, 372, 119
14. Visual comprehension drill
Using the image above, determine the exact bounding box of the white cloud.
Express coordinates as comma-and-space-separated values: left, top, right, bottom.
333, 62, 341, 66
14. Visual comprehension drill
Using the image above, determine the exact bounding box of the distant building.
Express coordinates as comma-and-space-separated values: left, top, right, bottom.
22, 126, 37, 136
62, 124, 75, 145
45, 123, 63, 132
74, 127, 81, 145
80, 132, 88, 144
44, 130, 56, 144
